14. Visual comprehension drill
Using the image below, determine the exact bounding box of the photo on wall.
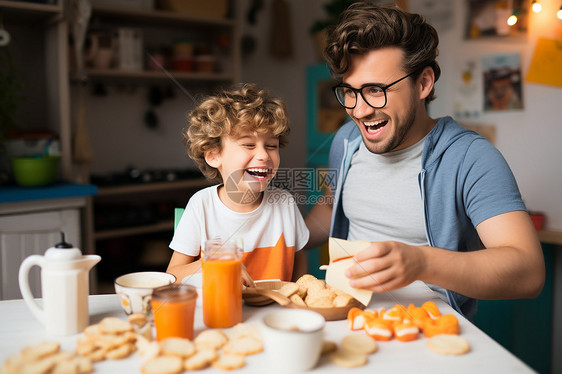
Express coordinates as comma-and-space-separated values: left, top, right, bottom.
482, 52, 524, 112
465, 0, 529, 39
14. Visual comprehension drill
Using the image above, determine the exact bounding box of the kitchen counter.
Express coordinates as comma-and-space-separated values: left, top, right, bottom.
0, 182, 97, 203
0, 282, 533, 373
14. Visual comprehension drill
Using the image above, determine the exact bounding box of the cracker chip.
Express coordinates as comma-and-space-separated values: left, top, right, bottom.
278, 282, 299, 297
333, 294, 353, 307
289, 294, 307, 307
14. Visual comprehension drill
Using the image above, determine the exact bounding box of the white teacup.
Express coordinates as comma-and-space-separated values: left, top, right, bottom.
262, 309, 325, 372
114, 271, 176, 316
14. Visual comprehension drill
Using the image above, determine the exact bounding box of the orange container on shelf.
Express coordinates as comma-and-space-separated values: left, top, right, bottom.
202, 239, 243, 328
151, 284, 197, 340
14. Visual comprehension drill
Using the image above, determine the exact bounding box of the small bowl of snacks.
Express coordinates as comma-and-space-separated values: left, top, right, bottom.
114, 271, 176, 316
242, 274, 365, 321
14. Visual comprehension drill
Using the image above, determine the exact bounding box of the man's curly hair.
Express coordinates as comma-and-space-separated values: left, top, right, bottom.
324, 2, 441, 104
184, 83, 290, 182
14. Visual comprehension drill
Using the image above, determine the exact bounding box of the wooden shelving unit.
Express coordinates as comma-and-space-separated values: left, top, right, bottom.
85, 5, 238, 245
95, 178, 211, 197
0, 0, 62, 20
93, 178, 211, 240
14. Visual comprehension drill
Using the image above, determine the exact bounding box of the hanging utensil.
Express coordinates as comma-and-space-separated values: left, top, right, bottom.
0, 15, 11, 47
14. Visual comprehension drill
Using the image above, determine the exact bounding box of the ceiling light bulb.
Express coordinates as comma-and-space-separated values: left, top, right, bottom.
558, 6, 562, 20
507, 14, 518, 26
532, 0, 542, 13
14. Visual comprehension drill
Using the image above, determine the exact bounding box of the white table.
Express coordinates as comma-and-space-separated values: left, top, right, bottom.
0, 281, 534, 373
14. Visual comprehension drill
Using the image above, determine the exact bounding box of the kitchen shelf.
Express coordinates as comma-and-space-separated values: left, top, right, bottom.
94, 179, 211, 240
96, 178, 211, 197
91, 5, 235, 28
78, 68, 235, 85
0, 0, 62, 22
94, 219, 174, 240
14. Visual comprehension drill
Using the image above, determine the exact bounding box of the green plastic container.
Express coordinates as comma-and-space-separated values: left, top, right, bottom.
11, 156, 61, 187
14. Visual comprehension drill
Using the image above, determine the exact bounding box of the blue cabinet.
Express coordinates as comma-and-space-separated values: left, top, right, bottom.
473, 244, 553, 374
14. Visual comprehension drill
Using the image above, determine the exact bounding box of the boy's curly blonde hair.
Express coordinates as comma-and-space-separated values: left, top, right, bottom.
184, 84, 290, 181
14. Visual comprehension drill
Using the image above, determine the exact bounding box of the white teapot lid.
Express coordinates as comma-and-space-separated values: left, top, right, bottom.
45, 233, 82, 261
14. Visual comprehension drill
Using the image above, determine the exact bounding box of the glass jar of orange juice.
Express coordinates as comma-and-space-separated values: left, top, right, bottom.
202, 238, 243, 328
151, 284, 197, 340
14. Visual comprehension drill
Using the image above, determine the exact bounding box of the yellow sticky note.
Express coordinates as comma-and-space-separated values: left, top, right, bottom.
526, 38, 562, 88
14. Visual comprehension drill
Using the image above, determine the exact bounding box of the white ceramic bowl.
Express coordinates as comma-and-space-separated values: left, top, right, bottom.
261, 309, 325, 372
114, 271, 176, 316
181, 273, 203, 308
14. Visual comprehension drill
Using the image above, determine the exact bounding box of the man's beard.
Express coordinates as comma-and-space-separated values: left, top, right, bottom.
358, 96, 417, 154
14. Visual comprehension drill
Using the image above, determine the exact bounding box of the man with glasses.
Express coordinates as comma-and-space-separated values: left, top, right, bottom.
305, 3, 544, 319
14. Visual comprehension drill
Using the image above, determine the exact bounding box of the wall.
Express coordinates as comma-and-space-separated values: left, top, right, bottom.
426, 0, 562, 231
234, 0, 325, 171
235, 0, 562, 230
86, 0, 561, 227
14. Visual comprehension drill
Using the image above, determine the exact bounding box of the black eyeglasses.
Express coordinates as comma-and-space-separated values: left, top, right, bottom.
332, 71, 417, 109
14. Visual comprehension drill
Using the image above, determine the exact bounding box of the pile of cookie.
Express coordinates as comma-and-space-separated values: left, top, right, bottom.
0, 341, 93, 374
278, 274, 355, 308
76, 316, 140, 362
347, 301, 470, 355
139, 323, 263, 373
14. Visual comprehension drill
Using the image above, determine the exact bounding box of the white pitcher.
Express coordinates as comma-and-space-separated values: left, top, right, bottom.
18, 233, 101, 335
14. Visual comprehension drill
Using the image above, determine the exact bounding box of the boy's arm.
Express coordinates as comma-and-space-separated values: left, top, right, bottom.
292, 250, 308, 281
303, 187, 333, 249
167, 251, 202, 282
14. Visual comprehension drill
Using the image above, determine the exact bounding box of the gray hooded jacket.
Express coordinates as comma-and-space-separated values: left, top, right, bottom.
328, 116, 526, 319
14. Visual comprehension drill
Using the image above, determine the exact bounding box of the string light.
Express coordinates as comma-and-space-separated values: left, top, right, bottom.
531, 0, 542, 13
507, 7, 519, 26
558, 5, 562, 19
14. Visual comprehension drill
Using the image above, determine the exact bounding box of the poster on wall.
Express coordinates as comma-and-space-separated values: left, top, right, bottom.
453, 59, 483, 119
482, 52, 524, 112
526, 37, 562, 88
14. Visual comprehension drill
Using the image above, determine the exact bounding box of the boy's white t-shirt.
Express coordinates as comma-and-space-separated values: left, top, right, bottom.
169, 185, 310, 281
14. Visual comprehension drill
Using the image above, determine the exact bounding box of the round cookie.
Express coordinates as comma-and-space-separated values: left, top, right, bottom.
427, 334, 470, 355
329, 349, 367, 368
211, 354, 246, 370
341, 334, 378, 354
141, 356, 183, 374
160, 337, 195, 358
184, 349, 218, 370
194, 329, 228, 350
222, 336, 263, 356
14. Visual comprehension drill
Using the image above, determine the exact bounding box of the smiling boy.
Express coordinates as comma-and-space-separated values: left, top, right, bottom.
167, 84, 309, 282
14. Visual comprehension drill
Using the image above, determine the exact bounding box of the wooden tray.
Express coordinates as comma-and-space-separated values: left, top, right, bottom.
242, 280, 365, 321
